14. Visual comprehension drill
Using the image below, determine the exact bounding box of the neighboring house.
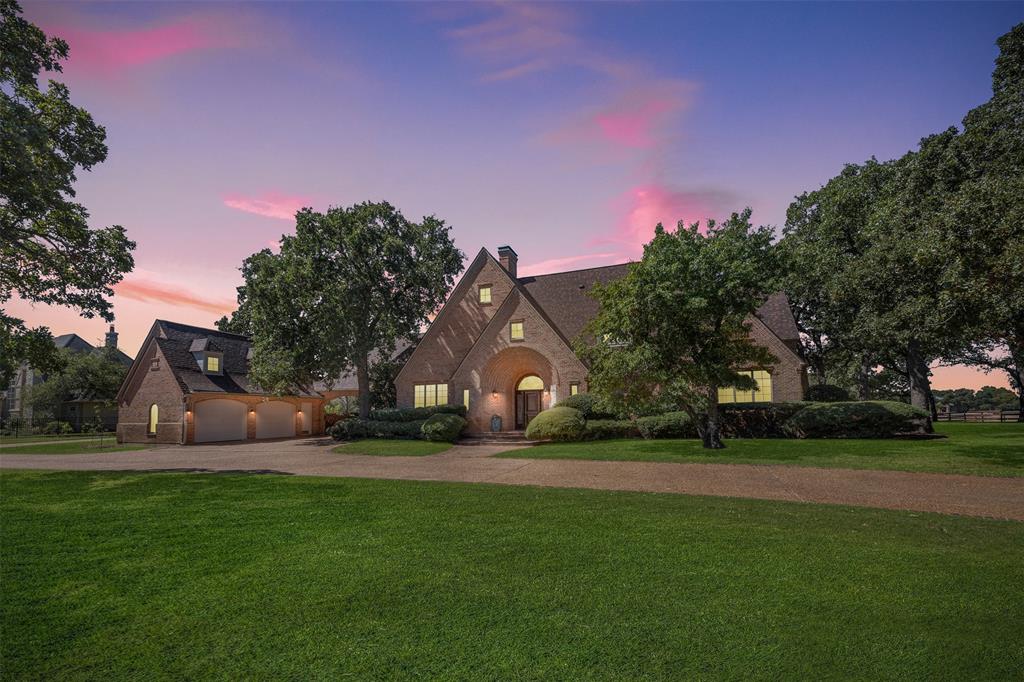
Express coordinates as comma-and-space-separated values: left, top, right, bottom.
1, 326, 133, 431
316, 337, 419, 403
116, 321, 324, 444
396, 246, 808, 434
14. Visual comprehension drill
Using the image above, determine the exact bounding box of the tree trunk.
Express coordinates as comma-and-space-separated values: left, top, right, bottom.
857, 355, 871, 400
1008, 341, 1024, 423
356, 355, 371, 419
701, 386, 725, 450
906, 340, 935, 427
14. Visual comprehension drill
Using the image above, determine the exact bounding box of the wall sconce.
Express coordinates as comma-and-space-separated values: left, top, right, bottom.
491, 389, 498, 398
249, 407, 255, 413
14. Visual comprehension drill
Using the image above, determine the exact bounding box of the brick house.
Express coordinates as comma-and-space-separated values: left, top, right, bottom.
116, 321, 324, 444
396, 246, 807, 434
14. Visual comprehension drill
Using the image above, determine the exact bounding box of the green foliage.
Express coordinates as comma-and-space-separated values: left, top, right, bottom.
421, 413, 467, 443
721, 402, 812, 438
330, 418, 425, 441
636, 412, 696, 440
0, 1, 135, 385
579, 209, 778, 449
933, 386, 1020, 413
785, 401, 931, 439
524, 407, 586, 441
557, 393, 616, 419
232, 201, 463, 417
369, 405, 466, 422
582, 419, 640, 440
24, 347, 127, 421
368, 358, 402, 410
804, 384, 852, 403
40, 420, 72, 435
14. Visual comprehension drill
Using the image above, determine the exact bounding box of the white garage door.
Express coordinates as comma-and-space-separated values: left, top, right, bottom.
255, 401, 296, 439
194, 399, 247, 443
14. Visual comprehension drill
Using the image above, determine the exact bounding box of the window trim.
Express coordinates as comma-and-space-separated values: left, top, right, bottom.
414, 383, 448, 409
463, 388, 470, 410
510, 320, 525, 342
147, 403, 159, 436
478, 284, 492, 305
717, 369, 773, 404
205, 353, 223, 374
569, 382, 580, 396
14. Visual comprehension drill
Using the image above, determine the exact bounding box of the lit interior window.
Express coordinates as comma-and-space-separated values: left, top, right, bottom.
718, 370, 773, 404
206, 355, 220, 373
570, 383, 580, 396
510, 321, 524, 341
148, 404, 158, 435
479, 285, 492, 304
414, 383, 448, 408
517, 375, 544, 391
463, 389, 470, 410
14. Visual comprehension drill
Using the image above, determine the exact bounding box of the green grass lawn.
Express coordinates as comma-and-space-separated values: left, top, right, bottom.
0, 433, 104, 445
0, 440, 148, 455
0, 471, 1021, 679
502, 423, 1024, 477
332, 439, 451, 456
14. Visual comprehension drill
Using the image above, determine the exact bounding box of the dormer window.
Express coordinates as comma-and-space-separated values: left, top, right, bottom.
206, 355, 221, 373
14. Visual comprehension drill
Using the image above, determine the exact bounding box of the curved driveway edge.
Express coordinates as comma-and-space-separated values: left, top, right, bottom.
2, 439, 1022, 521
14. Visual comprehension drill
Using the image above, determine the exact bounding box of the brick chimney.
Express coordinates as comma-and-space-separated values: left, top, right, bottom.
497, 245, 518, 279
105, 324, 118, 349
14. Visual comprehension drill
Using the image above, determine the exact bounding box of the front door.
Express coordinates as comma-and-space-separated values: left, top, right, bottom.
515, 390, 542, 429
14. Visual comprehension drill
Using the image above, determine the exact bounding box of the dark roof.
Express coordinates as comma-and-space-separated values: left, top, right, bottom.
518, 262, 799, 344
152, 320, 317, 397
52, 332, 134, 366
315, 337, 418, 393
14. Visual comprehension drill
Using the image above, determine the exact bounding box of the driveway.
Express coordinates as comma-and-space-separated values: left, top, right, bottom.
2, 437, 1023, 521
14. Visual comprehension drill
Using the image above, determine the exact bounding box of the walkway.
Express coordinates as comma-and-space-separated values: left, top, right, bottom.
2, 438, 1022, 521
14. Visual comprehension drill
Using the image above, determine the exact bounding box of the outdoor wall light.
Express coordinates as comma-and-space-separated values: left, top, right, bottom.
492, 389, 498, 397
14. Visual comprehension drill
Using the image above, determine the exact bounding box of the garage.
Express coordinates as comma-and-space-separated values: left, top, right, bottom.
255, 401, 296, 439
194, 399, 248, 443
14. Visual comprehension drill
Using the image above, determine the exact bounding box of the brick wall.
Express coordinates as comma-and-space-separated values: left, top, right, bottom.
747, 317, 807, 402
118, 342, 184, 444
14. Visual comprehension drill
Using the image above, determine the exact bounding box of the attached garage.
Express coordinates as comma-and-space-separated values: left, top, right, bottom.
194, 399, 248, 443
255, 401, 296, 439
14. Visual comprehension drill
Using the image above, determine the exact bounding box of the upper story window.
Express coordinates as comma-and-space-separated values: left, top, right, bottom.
415, 383, 448, 408
479, 285, 492, 304
206, 355, 220, 373
510, 320, 524, 341
718, 369, 772, 404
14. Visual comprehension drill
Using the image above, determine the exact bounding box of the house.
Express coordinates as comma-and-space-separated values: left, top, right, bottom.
116, 320, 324, 444
396, 246, 808, 434
2, 325, 133, 431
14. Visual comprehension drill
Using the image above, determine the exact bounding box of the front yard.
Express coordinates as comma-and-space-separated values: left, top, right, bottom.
2, 470, 1022, 679
502, 423, 1024, 477
0, 441, 148, 455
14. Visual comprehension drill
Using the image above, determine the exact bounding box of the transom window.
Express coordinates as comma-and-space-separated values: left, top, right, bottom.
718, 370, 773, 404
414, 383, 448, 408
510, 320, 524, 341
147, 404, 159, 435
479, 285, 492, 304
517, 375, 544, 391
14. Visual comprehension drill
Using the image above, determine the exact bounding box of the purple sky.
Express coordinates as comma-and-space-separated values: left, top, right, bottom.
12, 1, 1022, 388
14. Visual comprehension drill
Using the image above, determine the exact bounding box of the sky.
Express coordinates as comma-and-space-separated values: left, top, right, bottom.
10, 1, 1023, 389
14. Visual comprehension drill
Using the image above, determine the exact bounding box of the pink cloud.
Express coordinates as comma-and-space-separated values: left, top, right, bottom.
518, 252, 622, 277
113, 277, 235, 316
223, 192, 312, 221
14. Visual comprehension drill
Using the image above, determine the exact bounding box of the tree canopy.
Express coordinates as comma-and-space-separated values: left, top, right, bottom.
25, 346, 128, 422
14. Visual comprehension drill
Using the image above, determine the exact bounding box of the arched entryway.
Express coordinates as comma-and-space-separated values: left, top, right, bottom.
515, 375, 544, 429
476, 346, 558, 433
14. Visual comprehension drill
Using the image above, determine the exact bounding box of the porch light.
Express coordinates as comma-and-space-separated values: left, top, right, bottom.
492, 389, 498, 397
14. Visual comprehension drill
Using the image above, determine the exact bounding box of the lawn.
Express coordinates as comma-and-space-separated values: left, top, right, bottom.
0, 433, 105, 445
2, 471, 1022, 679
0, 441, 148, 455
502, 423, 1024, 477
332, 439, 451, 456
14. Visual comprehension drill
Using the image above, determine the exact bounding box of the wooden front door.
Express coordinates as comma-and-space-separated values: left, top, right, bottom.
515, 390, 542, 430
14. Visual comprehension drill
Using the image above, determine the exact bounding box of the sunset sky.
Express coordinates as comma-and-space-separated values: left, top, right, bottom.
11, 1, 1023, 389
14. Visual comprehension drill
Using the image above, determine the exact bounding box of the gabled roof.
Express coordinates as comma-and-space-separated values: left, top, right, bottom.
52, 332, 134, 366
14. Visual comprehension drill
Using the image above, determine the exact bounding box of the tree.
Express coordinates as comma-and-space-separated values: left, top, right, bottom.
579, 209, 777, 449
0, 0, 135, 385
24, 346, 128, 422
236, 201, 463, 418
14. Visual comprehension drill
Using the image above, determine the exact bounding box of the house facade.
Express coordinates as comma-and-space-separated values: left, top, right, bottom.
116, 321, 324, 444
396, 246, 808, 434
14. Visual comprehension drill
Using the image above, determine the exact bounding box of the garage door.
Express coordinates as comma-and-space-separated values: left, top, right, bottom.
255, 401, 296, 439
194, 399, 247, 443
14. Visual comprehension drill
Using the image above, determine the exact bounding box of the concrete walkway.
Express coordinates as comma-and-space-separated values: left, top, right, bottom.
2, 438, 1022, 521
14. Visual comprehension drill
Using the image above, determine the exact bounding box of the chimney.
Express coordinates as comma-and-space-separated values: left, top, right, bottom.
497, 245, 518, 279
105, 324, 118, 349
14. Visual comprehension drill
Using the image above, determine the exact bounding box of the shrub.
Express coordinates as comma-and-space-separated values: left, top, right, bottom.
369, 405, 466, 422
421, 413, 467, 442
636, 411, 696, 439
41, 420, 73, 435
583, 419, 640, 440
785, 400, 931, 439
721, 402, 812, 438
805, 384, 852, 403
525, 407, 586, 441
330, 418, 425, 441
558, 394, 616, 419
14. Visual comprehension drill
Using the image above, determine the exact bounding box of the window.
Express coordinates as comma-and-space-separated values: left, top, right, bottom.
150, 358, 160, 371
510, 320, 524, 341
414, 383, 448, 408
206, 355, 220, 373
517, 375, 544, 391
717, 370, 773, 404
570, 382, 580, 396
479, 285, 492, 304
463, 389, 470, 410
147, 404, 158, 435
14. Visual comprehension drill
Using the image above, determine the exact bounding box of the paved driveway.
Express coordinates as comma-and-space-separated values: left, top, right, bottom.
2, 437, 1023, 521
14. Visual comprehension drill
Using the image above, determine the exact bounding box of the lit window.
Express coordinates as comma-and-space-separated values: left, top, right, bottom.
510, 321, 524, 341
414, 383, 448, 408
517, 375, 544, 391
479, 285, 492, 304
206, 355, 220, 373
570, 383, 580, 396
148, 404, 158, 435
718, 370, 773, 404
463, 389, 470, 410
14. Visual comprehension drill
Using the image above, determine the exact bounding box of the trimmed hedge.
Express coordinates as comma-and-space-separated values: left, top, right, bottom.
721, 402, 812, 438
785, 400, 931, 439
583, 419, 641, 440
368, 405, 467, 422
330, 418, 425, 441
422, 413, 467, 442
636, 411, 696, 439
557, 394, 616, 420
525, 407, 586, 441
805, 384, 852, 403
